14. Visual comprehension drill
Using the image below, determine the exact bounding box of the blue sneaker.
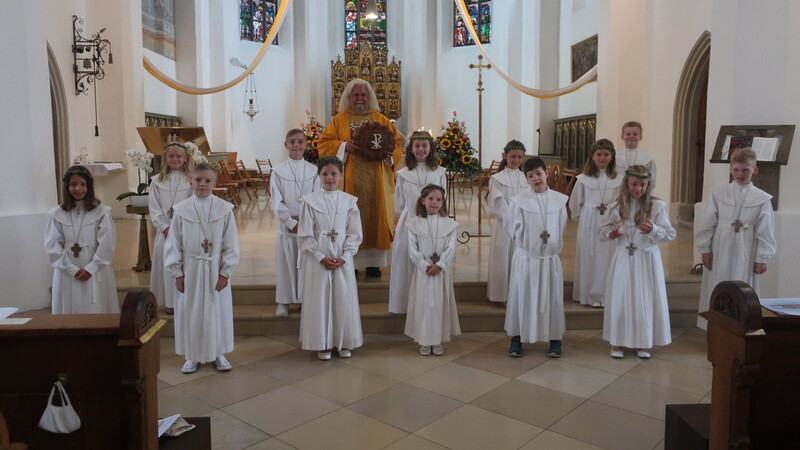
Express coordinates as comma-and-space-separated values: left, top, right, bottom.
508, 336, 522, 357
547, 340, 562, 358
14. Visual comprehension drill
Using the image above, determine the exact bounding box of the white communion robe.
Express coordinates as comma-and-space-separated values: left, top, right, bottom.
149, 171, 192, 308
404, 215, 461, 346
298, 190, 364, 351
270, 158, 321, 305
45, 201, 119, 314
616, 148, 657, 187
600, 199, 676, 349
487, 168, 527, 304
503, 188, 569, 343
388, 165, 447, 313
568, 171, 622, 306
695, 182, 775, 329
165, 195, 240, 363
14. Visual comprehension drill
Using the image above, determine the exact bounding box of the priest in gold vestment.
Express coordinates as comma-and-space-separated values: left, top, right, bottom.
318, 79, 403, 277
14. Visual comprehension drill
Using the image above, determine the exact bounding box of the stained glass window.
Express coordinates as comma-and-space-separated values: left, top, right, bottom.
454, 0, 491, 47
240, 0, 278, 44
345, 0, 387, 49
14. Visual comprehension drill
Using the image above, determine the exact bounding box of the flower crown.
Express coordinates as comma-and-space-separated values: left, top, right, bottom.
63, 167, 93, 183
624, 169, 651, 179
317, 156, 343, 167
410, 135, 435, 143
503, 142, 526, 152
164, 142, 189, 152
423, 183, 445, 193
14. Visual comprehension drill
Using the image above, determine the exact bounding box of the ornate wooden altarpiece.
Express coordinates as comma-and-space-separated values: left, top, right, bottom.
331, 43, 401, 119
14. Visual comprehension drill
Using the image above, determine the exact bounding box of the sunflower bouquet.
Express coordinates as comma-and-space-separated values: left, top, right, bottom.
301, 109, 323, 163
435, 111, 483, 179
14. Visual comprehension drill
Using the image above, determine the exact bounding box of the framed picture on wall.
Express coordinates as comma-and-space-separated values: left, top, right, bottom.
571, 34, 598, 82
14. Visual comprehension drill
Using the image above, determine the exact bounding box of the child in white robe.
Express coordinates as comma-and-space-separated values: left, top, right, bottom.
504, 157, 568, 358
600, 165, 676, 359
404, 184, 460, 356
569, 139, 622, 307
487, 140, 527, 304
616, 121, 657, 187
149, 143, 192, 314
298, 157, 364, 360
271, 129, 321, 317
45, 165, 118, 314
389, 131, 446, 314
695, 147, 775, 329
165, 163, 240, 374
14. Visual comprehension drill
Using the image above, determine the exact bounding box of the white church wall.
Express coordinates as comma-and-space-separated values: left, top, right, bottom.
557, 0, 598, 121
143, 50, 178, 115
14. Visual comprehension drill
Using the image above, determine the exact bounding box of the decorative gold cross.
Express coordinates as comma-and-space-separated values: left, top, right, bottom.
468, 54, 492, 93
326, 229, 339, 243
201, 239, 212, 253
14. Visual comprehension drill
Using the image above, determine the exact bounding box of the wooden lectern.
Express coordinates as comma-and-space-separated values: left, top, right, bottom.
0, 290, 165, 449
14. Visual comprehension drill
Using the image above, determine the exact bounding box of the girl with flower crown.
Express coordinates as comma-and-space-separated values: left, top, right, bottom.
600, 165, 676, 359
388, 131, 446, 314
404, 184, 460, 356
45, 165, 119, 314
150, 143, 193, 314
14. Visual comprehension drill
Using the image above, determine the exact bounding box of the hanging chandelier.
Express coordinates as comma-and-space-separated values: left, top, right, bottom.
230, 57, 259, 121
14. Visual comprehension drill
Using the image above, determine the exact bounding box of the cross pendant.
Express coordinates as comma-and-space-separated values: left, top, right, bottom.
540, 230, 550, 244
201, 239, 212, 254
168, 207, 174, 219
732, 219, 744, 233
626, 242, 637, 256
326, 229, 339, 243
430, 252, 440, 264
70, 242, 82, 258
597, 203, 607, 215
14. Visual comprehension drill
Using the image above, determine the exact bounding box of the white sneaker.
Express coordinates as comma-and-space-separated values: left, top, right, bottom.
181, 360, 198, 374
275, 304, 289, 317
635, 349, 651, 359
419, 346, 432, 356
337, 348, 352, 358
317, 351, 332, 360
432, 345, 444, 356
214, 355, 232, 371
610, 347, 624, 359
590, 302, 603, 308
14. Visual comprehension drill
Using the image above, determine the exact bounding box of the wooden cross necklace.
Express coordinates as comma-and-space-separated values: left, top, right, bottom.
68, 205, 87, 258
166, 171, 183, 220
596, 172, 610, 215
287, 159, 308, 202
426, 213, 441, 263
323, 191, 340, 243
625, 203, 639, 256
732, 183, 750, 233
534, 190, 550, 244
192, 196, 214, 253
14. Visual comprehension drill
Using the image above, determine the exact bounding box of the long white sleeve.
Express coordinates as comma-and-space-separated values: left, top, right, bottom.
342, 204, 363, 258
271, 174, 297, 230
297, 202, 326, 262
568, 180, 585, 221
219, 211, 240, 278
694, 195, 718, 254
83, 209, 116, 276
754, 201, 776, 263
44, 215, 80, 277
164, 214, 184, 278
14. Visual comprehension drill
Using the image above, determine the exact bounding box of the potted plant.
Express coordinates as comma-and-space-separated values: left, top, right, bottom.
117, 147, 154, 207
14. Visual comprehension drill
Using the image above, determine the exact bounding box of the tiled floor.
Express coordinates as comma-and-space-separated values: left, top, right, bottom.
158, 328, 710, 449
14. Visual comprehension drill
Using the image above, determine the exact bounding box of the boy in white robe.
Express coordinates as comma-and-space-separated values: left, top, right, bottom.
616, 121, 657, 187
298, 157, 364, 360
487, 140, 527, 304
165, 163, 240, 374
695, 147, 776, 329
45, 165, 119, 314
271, 129, 321, 317
504, 157, 568, 358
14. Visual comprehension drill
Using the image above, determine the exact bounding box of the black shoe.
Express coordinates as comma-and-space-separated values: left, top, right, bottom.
547, 340, 562, 358
366, 267, 382, 278
508, 336, 522, 357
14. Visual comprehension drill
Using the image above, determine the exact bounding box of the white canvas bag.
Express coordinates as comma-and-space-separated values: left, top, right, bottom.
38, 382, 81, 434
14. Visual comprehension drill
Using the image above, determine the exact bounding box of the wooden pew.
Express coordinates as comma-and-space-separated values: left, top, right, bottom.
0, 290, 165, 449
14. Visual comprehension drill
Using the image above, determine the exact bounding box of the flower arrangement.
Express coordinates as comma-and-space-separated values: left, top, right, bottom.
435, 111, 483, 179
184, 141, 208, 165
301, 109, 323, 163
116, 148, 154, 201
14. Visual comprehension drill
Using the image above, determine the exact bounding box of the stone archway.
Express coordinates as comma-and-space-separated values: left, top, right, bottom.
671, 31, 710, 224
48, 42, 70, 200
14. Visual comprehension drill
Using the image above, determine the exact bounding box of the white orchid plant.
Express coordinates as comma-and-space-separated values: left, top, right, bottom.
184, 142, 208, 165
117, 147, 154, 201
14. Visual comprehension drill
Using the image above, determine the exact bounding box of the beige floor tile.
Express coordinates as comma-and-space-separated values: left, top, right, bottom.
416, 404, 543, 450
653, 439, 665, 450
406, 362, 509, 402
362, 333, 414, 346
471, 379, 584, 428
158, 386, 216, 418
158, 378, 171, 390
158, 355, 223, 386
345, 347, 447, 381
160, 337, 177, 359
624, 357, 712, 395
591, 375, 703, 420
226, 336, 297, 365
652, 341, 712, 369
550, 401, 664, 450
382, 434, 450, 450
244, 438, 296, 449
276, 408, 406, 450
293, 365, 397, 405
518, 430, 605, 450
459, 331, 509, 345
348, 383, 464, 432
452, 341, 550, 378
672, 327, 707, 347
175, 366, 285, 408
516, 360, 619, 399
267, 334, 303, 348
245, 348, 345, 383
561, 329, 603, 347
222, 385, 340, 435
202, 409, 269, 450
395, 335, 487, 361
558, 341, 643, 375
699, 391, 711, 404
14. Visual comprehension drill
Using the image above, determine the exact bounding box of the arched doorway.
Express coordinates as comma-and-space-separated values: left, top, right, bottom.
48, 42, 70, 199
671, 31, 710, 224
